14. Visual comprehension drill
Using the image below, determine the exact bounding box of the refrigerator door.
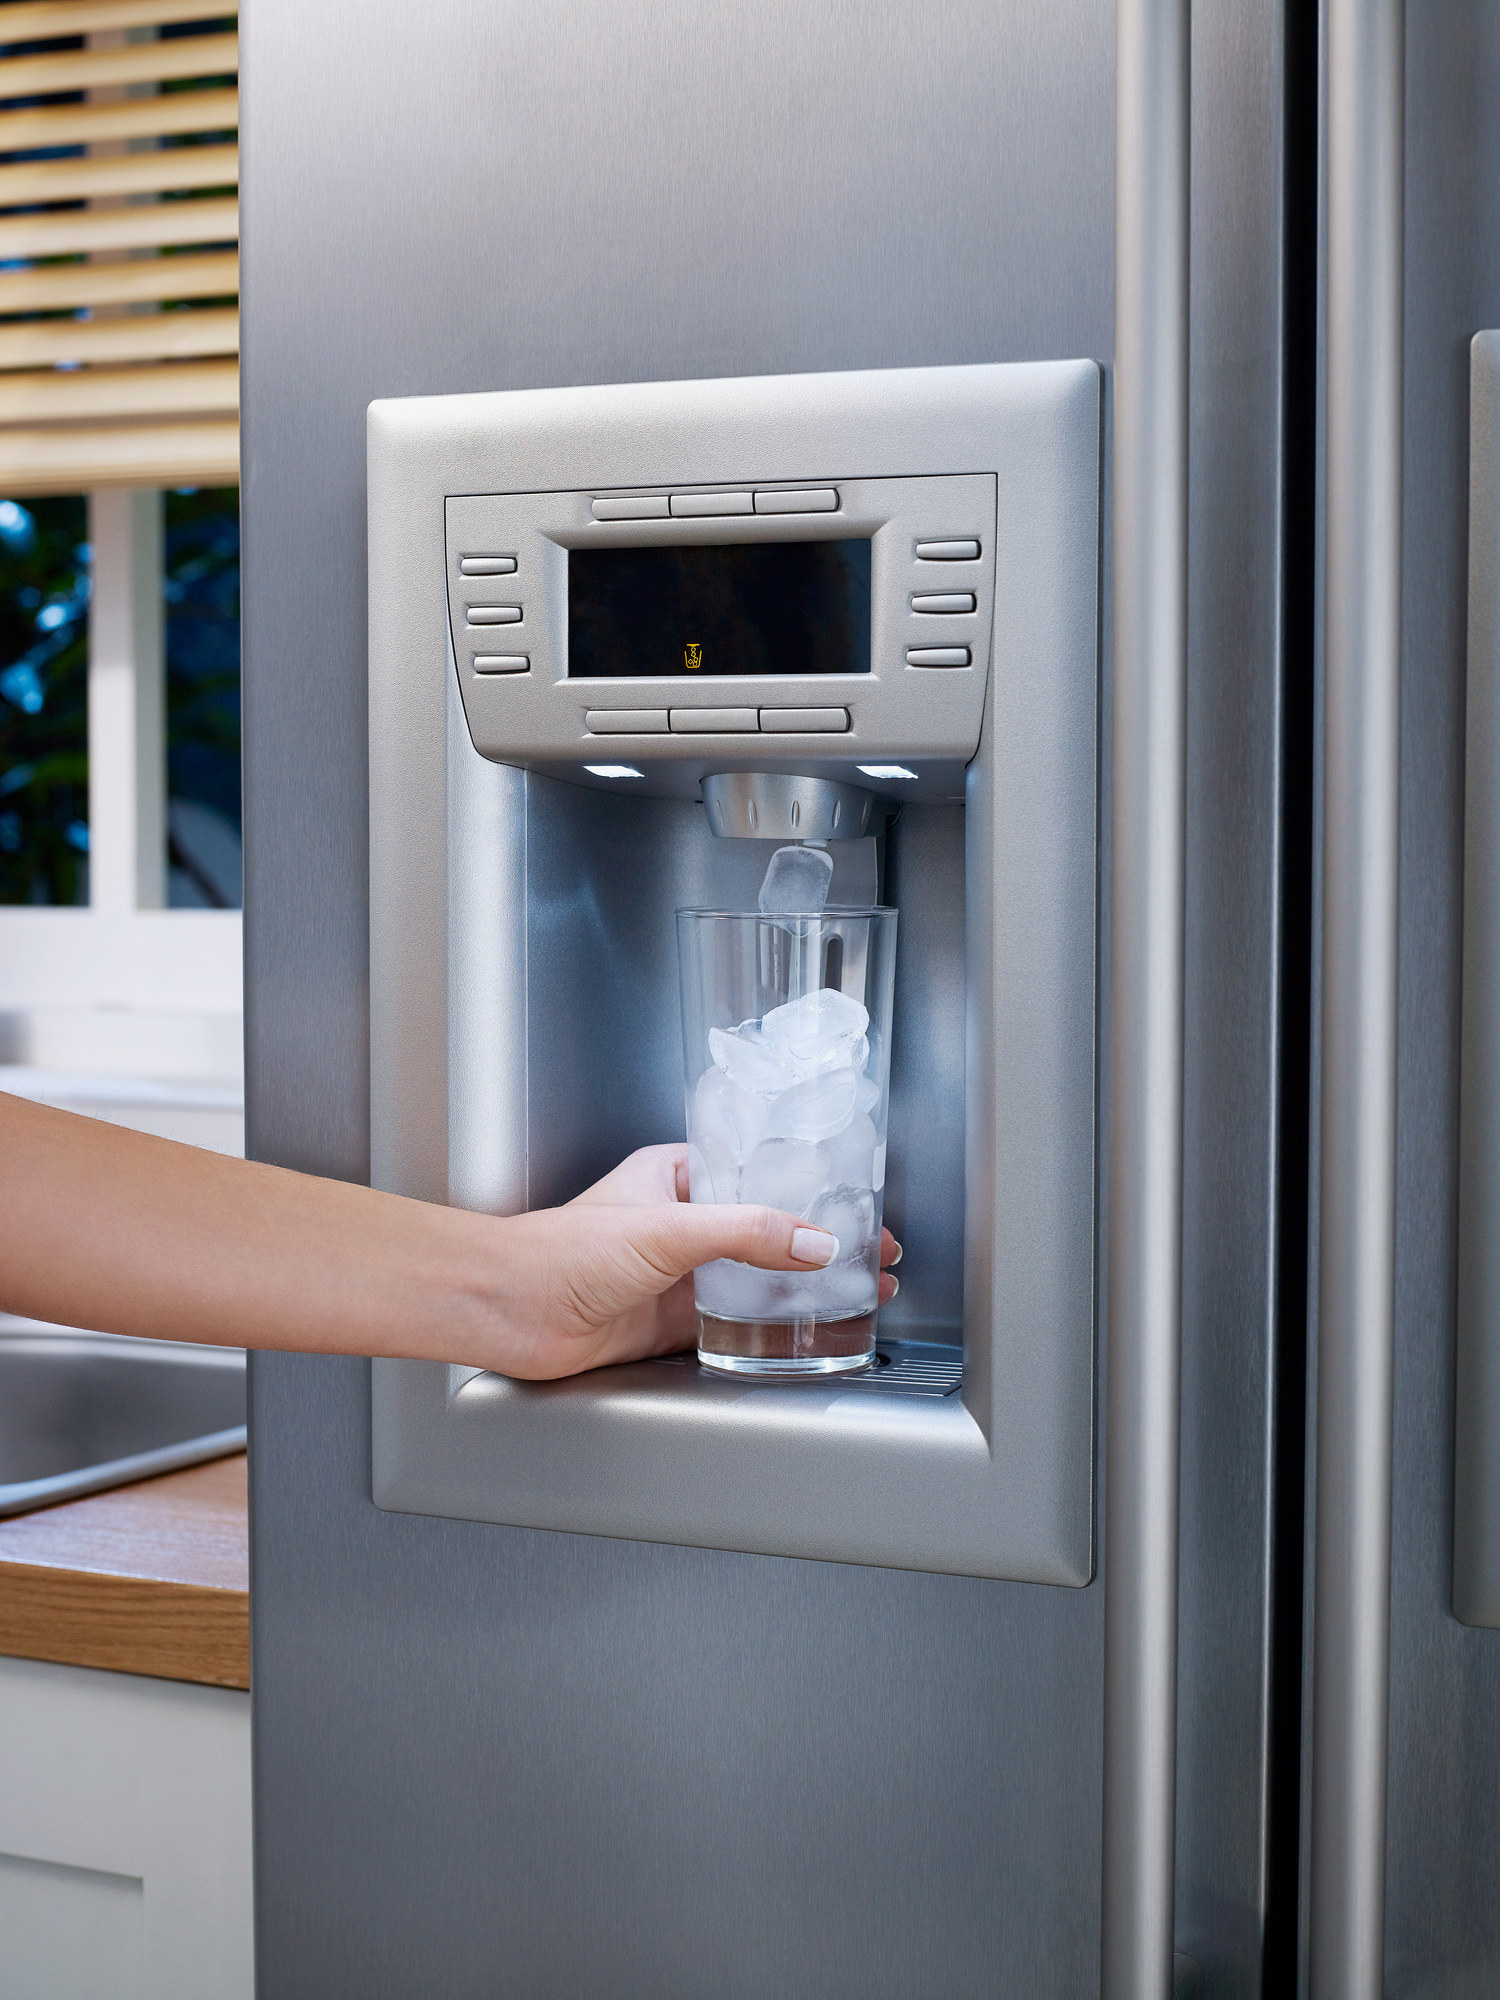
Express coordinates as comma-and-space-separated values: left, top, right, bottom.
244, 2, 1296, 1993
1335, 9, 1500, 1999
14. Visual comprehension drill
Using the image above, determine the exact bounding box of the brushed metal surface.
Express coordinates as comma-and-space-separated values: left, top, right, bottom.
1309, 6, 1404, 1998
701, 771, 877, 842
244, 0, 1297, 1989
1103, 1, 1189, 1995
1455, 332, 1500, 1627
441, 469, 997, 778
248, 2, 1118, 1988
256, 1349, 1107, 1999
1380, 11, 1500, 1999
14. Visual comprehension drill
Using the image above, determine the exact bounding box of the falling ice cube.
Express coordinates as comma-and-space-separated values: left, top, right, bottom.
758, 843, 834, 916
761, 987, 870, 1066
766, 1066, 857, 1142
738, 1136, 836, 1217
709, 1020, 799, 1097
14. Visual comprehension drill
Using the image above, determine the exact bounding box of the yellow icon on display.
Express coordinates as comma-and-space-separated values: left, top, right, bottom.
684, 640, 703, 670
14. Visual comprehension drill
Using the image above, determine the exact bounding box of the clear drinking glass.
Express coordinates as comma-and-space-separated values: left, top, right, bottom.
676, 904, 898, 1376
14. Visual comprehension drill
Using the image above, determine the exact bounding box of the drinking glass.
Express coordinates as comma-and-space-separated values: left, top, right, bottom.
676, 905, 898, 1375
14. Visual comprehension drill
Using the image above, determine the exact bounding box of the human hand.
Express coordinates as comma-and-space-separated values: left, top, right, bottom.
474, 1143, 901, 1380
0, 1101, 901, 1379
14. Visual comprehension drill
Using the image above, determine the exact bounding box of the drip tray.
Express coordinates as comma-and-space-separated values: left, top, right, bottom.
654, 1339, 963, 1397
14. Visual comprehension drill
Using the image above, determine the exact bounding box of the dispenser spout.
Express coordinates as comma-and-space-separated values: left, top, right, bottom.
701, 771, 878, 840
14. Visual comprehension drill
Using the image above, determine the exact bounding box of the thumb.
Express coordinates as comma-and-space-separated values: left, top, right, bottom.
624, 1202, 841, 1283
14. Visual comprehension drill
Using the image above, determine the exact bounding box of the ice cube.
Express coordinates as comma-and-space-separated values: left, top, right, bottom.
767, 1067, 857, 1142
771, 1274, 835, 1317
695, 1258, 782, 1321
790, 1031, 871, 1083
761, 987, 870, 1064
758, 843, 834, 915
808, 1184, 878, 1266
691, 1063, 768, 1162
784, 1031, 867, 1086
872, 1139, 886, 1192
819, 1108, 878, 1186
738, 1136, 835, 1216
697, 1255, 878, 1323
709, 1020, 799, 1097
686, 1136, 740, 1204
814, 1262, 881, 1316
773, 1262, 879, 1319
853, 1073, 882, 1117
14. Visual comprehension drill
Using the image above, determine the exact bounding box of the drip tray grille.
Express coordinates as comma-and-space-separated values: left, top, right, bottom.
655, 1341, 963, 1398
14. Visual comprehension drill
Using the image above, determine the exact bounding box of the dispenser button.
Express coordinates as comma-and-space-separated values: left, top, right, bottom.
910, 592, 976, 614
669, 491, 755, 517
466, 604, 522, 625
458, 554, 517, 574
585, 709, 670, 733
906, 646, 971, 668
592, 495, 670, 520
759, 707, 849, 732
753, 488, 839, 514
668, 708, 760, 732
914, 538, 981, 561
473, 654, 529, 674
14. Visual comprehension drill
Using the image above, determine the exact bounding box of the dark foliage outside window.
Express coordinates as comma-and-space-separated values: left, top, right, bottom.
165, 488, 241, 907
0, 489, 241, 909
0, 495, 89, 906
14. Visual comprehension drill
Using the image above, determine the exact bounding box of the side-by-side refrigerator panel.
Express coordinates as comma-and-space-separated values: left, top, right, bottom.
242, 3, 1296, 1995
1381, 11, 1500, 1997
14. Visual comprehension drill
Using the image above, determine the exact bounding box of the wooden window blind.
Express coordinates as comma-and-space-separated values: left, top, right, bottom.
0, 0, 237, 493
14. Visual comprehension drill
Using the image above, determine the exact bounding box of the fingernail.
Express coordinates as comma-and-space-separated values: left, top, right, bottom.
791, 1227, 839, 1267
889, 1240, 903, 1266
885, 1275, 900, 1297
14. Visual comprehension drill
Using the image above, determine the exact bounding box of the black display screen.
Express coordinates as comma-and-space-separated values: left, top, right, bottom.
568, 539, 872, 677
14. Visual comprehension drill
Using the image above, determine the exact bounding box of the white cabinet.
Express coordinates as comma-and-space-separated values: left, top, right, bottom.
0, 1655, 252, 2000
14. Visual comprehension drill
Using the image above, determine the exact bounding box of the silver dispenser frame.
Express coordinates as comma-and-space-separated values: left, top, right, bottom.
367, 361, 1100, 1583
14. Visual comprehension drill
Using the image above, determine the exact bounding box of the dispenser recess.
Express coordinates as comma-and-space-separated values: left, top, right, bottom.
368, 361, 1100, 1583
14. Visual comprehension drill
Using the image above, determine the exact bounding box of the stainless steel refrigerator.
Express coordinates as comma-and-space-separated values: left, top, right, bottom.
240, 3, 1500, 1994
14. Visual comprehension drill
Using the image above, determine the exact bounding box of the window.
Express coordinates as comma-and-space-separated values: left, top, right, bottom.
0, 0, 242, 1143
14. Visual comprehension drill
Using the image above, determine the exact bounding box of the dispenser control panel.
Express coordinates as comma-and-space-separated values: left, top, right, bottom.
443, 473, 996, 791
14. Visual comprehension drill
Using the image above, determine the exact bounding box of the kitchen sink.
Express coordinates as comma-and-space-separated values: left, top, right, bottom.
0, 1315, 246, 1516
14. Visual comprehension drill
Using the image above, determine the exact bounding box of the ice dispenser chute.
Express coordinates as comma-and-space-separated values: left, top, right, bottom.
699, 770, 881, 907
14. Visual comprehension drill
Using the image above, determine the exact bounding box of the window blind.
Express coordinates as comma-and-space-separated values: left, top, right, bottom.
0, 0, 237, 492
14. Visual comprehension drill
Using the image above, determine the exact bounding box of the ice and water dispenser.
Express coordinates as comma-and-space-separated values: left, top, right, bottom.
367, 361, 1101, 1583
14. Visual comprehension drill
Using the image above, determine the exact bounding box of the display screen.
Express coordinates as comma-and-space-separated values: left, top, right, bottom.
568, 539, 872, 677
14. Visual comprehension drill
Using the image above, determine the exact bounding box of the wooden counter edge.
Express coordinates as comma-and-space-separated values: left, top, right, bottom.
0, 1559, 249, 1689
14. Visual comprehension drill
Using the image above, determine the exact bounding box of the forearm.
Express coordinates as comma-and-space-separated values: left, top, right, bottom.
0, 1092, 498, 1361
0, 1093, 857, 1378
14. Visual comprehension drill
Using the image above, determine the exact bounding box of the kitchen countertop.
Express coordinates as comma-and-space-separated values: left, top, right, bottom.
0, 1453, 248, 1688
